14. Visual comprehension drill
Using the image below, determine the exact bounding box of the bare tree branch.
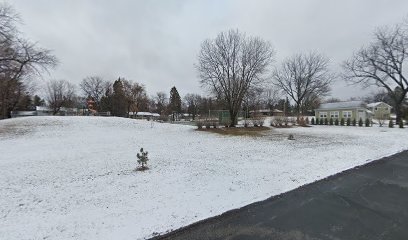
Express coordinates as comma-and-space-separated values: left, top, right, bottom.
273, 52, 334, 116
343, 22, 408, 123
196, 29, 274, 126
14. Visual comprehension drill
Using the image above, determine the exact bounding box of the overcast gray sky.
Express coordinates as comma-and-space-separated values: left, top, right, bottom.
7, 0, 408, 99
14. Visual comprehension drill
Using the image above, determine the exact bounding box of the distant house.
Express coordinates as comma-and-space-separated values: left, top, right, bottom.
10, 106, 80, 118
133, 112, 160, 120
36, 106, 53, 116
366, 102, 392, 119
249, 109, 284, 117
315, 101, 372, 121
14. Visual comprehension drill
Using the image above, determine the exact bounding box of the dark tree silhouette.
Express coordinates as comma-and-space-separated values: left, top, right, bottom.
343, 22, 408, 123
273, 52, 334, 117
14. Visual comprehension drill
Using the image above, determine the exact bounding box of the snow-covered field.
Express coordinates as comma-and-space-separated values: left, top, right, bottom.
1, 116, 407, 240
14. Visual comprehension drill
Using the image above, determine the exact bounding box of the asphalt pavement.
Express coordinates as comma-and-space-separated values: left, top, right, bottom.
152, 150, 408, 240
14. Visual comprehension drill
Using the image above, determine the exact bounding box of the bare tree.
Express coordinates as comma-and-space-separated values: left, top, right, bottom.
184, 93, 201, 120
154, 91, 168, 115
197, 29, 274, 126
263, 87, 281, 112
343, 22, 408, 123
46, 79, 76, 115
122, 79, 146, 116
273, 52, 334, 117
79, 76, 106, 110
0, 3, 57, 118
242, 87, 263, 116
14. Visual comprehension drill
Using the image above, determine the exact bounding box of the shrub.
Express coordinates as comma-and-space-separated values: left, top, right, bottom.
272, 116, 284, 127
335, 118, 339, 126
298, 117, 307, 127
311, 118, 315, 125
136, 148, 149, 171
305, 117, 310, 125
389, 119, 394, 128
329, 118, 334, 125
251, 117, 265, 127
358, 118, 363, 127
316, 118, 319, 125
365, 118, 370, 127
319, 118, 324, 125
346, 118, 351, 126
340, 118, 345, 126
324, 118, 328, 125
288, 134, 295, 140
399, 120, 404, 128
352, 119, 356, 126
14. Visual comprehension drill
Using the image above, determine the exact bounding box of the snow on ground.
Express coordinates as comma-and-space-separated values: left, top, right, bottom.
1, 116, 407, 240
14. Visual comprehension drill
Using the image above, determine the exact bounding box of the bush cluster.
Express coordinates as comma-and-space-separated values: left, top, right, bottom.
196, 118, 219, 129
251, 117, 265, 127
270, 116, 291, 127
311, 117, 373, 127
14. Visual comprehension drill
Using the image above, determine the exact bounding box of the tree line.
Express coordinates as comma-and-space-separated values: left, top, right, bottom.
1, 3, 407, 124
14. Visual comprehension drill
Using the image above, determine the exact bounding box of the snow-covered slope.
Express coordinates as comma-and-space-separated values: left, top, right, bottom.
1, 116, 407, 240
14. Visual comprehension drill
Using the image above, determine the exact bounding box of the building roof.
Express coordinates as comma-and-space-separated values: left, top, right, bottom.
367, 102, 392, 108
136, 112, 152, 116
36, 106, 52, 111
316, 101, 366, 110
249, 109, 283, 113
136, 112, 160, 117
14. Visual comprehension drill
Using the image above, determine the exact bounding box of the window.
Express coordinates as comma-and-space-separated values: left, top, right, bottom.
330, 111, 339, 118
319, 112, 327, 118
343, 111, 352, 118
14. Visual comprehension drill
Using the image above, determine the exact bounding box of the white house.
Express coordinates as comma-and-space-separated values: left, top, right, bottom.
315, 101, 372, 121
366, 102, 392, 119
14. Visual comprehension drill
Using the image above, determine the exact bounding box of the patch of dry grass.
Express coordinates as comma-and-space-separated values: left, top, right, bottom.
196, 126, 271, 136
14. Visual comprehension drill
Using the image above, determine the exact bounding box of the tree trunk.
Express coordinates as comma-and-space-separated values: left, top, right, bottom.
229, 109, 238, 127
296, 102, 301, 120
395, 103, 403, 124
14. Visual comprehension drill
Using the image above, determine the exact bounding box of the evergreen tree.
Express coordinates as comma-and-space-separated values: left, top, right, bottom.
169, 86, 181, 113
112, 78, 127, 117
346, 118, 351, 126
136, 148, 149, 170
399, 119, 404, 128
329, 118, 333, 125
324, 118, 328, 125
311, 118, 315, 125
335, 118, 339, 126
352, 118, 356, 126
15, 94, 33, 111
389, 119, 394, 128
169, 86, 182, 120
365, 118, 370, 127
358, 118, 363, 126
100, 87, 112, 112
33, 95, 45, 107
319, 118, 324, 125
